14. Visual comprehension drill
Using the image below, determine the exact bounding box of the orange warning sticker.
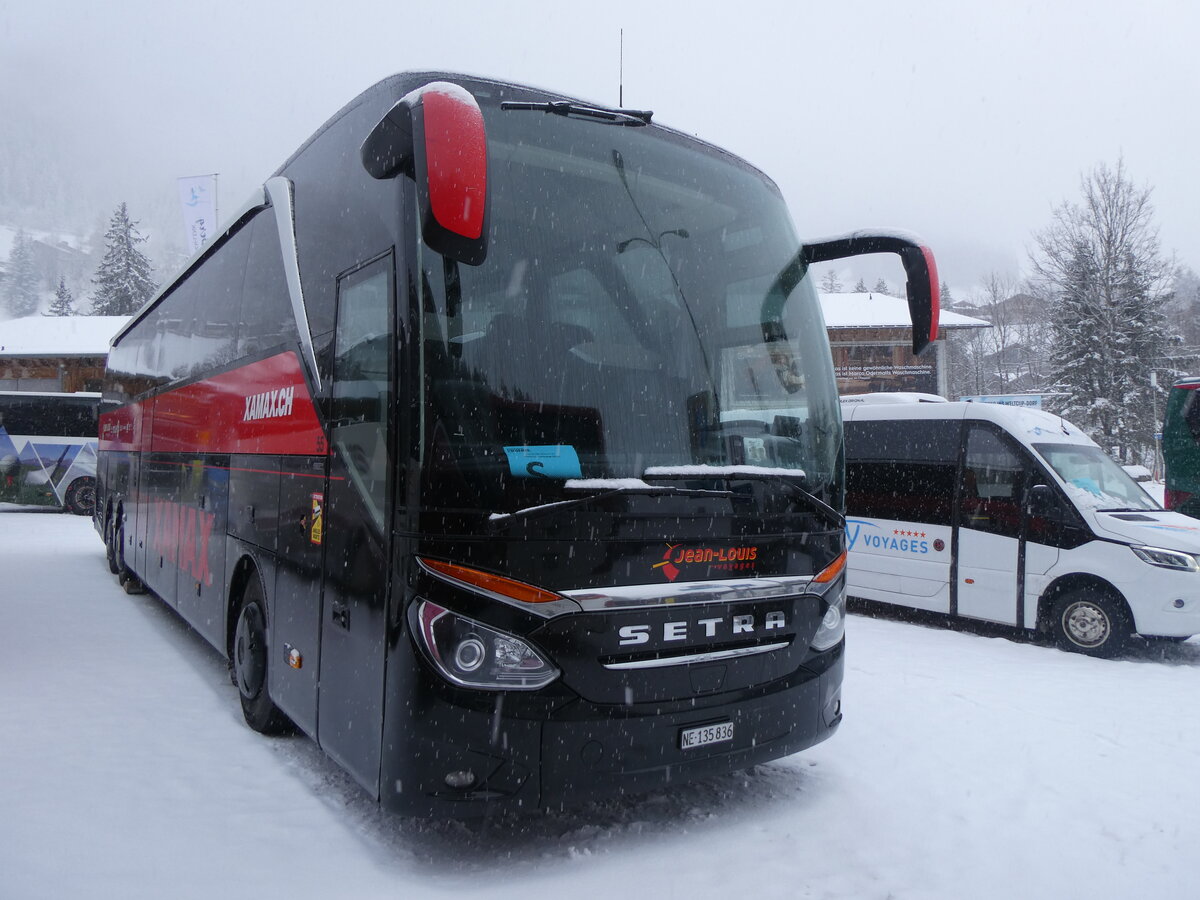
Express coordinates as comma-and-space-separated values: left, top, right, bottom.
310, 492, 324, 545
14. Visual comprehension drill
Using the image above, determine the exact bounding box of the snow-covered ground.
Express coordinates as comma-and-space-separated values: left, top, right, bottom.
3, 511, 1198, 900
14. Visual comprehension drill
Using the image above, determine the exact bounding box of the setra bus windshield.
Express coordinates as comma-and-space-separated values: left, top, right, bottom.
418, 98, 840, 519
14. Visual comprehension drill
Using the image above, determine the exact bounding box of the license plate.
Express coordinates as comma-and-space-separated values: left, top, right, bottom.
679, 721, 734, 751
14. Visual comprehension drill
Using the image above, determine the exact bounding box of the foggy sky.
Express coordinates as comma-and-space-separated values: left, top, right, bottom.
2, 0, 1197, 293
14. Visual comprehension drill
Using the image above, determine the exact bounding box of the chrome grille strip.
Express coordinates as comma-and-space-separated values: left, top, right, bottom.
563, 576, 815, 611
602, 640, 790, 670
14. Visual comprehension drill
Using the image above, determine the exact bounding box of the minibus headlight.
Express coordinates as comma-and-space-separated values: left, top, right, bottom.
811, 589, 846, 651
1130, 545, 1200, 572
411, 600, 560, 690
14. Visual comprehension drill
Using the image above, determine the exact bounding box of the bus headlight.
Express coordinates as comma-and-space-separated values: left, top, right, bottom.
411, 600, 560, 690
1131, 545, 1200, 572
810, 589, 846, 651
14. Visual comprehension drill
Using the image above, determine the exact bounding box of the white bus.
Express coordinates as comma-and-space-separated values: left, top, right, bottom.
0, 391, 98, 515
841, 396, 1200, 656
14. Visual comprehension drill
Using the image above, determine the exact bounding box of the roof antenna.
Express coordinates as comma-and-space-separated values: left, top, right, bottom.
619, 28, 624, 107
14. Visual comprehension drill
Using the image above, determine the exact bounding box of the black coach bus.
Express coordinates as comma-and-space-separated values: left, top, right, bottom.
96, 73, 939, 816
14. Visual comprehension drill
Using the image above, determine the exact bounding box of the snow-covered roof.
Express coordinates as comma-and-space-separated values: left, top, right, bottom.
820, 292, 990, 331
0, 315, 130, 357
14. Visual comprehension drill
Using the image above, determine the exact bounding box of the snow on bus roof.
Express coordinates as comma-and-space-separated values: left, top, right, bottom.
819, 292, 989, 330
0, 315, 131, 357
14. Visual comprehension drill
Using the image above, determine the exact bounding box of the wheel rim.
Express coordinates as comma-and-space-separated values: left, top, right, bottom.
74, 483, 96, 514
1062, 600, 1111, 648
234, 602, 268, 700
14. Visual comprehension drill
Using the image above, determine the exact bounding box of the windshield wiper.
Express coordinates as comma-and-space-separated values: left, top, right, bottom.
500, 100, 652, 126
489, 481, 737, 525
647, 469, 844, 530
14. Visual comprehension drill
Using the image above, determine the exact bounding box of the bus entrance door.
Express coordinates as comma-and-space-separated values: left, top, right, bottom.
956, 425, 1024, 625
316, 258, 394, 796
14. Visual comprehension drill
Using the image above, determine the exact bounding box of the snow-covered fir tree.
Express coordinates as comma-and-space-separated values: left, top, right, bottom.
819, 269, 842, 293
873, 277, 890, 296
853, 277, 868, 293
91, 203, 157, 315
1031, 160, 1176, 465
940, 279, 953, 309
45, 276, 76, 316
3, 228, 40, 317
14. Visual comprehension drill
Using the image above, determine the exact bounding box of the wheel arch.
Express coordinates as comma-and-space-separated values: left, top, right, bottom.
226, 553, 268, 662
1036, 572, 1133, 632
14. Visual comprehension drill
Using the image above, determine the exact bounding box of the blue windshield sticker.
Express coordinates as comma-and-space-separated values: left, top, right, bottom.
503, 445, 582, 479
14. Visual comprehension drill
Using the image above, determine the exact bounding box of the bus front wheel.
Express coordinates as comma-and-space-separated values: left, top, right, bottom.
232, 578, 293, 735
1051, 589, 1131, 658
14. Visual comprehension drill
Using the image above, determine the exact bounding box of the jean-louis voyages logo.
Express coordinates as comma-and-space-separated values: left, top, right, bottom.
652, 542, 759, 582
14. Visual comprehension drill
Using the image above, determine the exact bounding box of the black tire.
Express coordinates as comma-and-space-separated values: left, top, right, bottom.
1051, 588, 1131, 658
115, 514, 146, 594
104, 511, 120, 575
231, 577, 293, 735
64, 476, 96, 516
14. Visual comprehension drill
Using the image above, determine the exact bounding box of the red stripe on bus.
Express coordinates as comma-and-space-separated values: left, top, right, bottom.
100, 352, 328, 456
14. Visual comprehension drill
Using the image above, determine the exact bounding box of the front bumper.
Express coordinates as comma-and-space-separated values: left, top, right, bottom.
380, 643, 842, 817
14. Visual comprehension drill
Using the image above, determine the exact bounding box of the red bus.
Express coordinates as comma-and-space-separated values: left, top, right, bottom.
96, 73, 938, 816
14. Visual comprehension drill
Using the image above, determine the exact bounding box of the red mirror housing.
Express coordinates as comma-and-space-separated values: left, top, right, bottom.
361, 81, 490, 265
802, 232, 940, 355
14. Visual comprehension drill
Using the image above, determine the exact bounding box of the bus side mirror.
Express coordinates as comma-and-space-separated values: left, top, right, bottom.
1027, 484, 1062, 521
802, 232, 940, 355
361, 81, 490, 266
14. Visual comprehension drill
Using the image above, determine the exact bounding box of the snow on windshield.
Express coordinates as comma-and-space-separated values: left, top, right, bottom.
1035, 443, 1158, 510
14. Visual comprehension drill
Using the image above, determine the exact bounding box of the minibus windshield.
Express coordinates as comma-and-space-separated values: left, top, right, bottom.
1034, 443, 1158, 512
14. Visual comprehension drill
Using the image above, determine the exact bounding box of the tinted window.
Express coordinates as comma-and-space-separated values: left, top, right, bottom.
183, 225, 248, 376
961, 425, 1027, 538
0, 395, 98, 437
844, 419, 960, 526
1184, 389, 1200, 444
331, 258, 392, 530
240, 211, 299, 357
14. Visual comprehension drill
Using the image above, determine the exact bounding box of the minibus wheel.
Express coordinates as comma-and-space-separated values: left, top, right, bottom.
232, 578, 293, 735
1051, 589, 1130, 658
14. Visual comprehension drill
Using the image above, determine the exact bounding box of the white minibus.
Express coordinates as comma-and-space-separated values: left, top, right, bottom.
841, 395, 1200, 656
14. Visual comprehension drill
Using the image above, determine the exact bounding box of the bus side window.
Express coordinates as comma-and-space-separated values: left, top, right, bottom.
331, 256, 393, 531
844, 420, 959, 526
240, 212, 301, 359
961, 426, 1026, 539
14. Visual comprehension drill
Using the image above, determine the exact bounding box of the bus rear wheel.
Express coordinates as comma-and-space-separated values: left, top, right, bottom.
104, 512, 120, 574
114, 514, 145, 594
232, 578, 293, 735
1051, 589, 1130, 658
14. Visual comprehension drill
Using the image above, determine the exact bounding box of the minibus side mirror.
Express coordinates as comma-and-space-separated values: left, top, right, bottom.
802, 232, 940, 355
361, 81, 490, 265
1027, 484, 1063, 521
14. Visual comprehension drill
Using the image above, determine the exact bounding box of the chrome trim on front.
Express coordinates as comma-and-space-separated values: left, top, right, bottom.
415, 558, 583, 618
603, 641, 790, 670
265, 176, 322, 392
563, 575, 818, 611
